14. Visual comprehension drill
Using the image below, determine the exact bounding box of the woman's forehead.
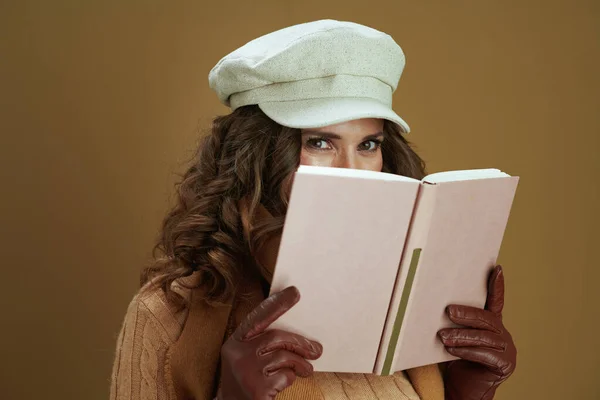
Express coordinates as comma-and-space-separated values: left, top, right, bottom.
301, 118, 384, 136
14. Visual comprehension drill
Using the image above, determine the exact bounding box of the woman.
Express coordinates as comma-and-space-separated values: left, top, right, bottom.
110, 20, 516, 400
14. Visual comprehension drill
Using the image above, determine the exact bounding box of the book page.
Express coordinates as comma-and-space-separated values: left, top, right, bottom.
383, 176, 519, 373
298, 165, 419, 182
269, 168, 420, 373
423, 168, 510, 184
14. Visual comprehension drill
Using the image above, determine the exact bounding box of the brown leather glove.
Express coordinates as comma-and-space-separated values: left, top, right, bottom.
438, 265, 517, 400
216, 286, 323, 400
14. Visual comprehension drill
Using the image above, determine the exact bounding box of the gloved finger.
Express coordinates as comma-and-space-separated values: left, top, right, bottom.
265, 368, 297, 394
446, 304, 502, 333
445, 346, 512, 376
438, 328, 506, 350
485, 265, 505, 315
263, 350, 315, 378
257, 329, 323, 360
235, 286, 301, 341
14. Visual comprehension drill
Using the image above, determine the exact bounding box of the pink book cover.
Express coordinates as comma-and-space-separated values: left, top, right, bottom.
269, 166, 420, 373
375, 175, 519, 374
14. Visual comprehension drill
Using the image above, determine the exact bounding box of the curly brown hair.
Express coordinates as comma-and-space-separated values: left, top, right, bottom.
141, 105, 427, 307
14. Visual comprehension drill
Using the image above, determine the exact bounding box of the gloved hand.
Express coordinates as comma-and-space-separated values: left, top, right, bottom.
438, 265, 517, 400
216, 286, 323, 400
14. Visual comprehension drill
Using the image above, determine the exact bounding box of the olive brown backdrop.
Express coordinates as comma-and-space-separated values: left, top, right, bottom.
1, 1, 598, 399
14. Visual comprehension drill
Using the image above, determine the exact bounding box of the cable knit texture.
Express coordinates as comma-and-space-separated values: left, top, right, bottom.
110, 283, 183, 400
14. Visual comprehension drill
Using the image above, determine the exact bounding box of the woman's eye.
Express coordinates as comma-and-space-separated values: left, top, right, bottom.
359, 140, 381, 151
306, 138, 332, 150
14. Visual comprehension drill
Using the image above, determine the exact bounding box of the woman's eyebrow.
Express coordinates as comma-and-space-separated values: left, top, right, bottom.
301, 131, 384, 140
363, 132, 385, 140
301, 131, 342, 139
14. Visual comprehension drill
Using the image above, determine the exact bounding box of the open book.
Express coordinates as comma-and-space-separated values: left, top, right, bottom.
269, 165, 519, 375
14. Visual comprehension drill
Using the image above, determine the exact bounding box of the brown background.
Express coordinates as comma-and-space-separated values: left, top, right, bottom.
1, 1, 598, 399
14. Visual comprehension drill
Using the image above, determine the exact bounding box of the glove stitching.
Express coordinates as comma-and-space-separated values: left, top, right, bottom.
258, 340, 301, 355
456, 337, 505, 350
452, 313, 501, 333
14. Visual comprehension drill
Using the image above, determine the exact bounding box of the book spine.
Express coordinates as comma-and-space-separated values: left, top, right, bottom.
374, 184, 438, 375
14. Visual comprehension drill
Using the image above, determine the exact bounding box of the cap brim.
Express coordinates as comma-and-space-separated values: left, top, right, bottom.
258, 97, 410, 133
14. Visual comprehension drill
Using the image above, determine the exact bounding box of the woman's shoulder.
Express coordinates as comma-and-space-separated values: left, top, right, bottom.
123, 272, 202, 344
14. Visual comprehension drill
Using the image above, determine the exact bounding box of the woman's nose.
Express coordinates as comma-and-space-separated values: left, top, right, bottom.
333, 150, 359, 169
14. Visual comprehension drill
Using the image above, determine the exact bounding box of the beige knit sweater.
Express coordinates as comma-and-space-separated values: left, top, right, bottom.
110, 272, 444, 400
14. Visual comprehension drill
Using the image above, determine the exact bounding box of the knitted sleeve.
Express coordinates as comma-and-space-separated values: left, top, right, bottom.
406, 363, 445, 400
110, 289, 185, 400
